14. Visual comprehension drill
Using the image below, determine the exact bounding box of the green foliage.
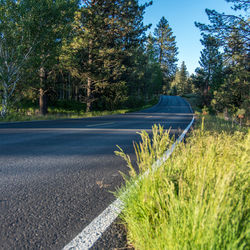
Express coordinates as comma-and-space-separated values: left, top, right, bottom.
0, 99, 158, 122
117, 117, 249, 249
0, 1, 180, 117
0, 0, 34, 116
193, 35, 224, 107
141, 17, 179, 96
171, 61, 193, 95
154, 17, 178, 78
143, 33, 163, 96
0, 0, 79, 116
194, 0, 249, 119
61, 0, 152, 112
50, 99, 86, 112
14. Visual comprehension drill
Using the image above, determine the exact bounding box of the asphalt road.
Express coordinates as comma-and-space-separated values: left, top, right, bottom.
0, 96, 193, 249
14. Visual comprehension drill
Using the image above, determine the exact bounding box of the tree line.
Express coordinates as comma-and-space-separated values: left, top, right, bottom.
0, 0, 249, 120
0, 0, 178, 117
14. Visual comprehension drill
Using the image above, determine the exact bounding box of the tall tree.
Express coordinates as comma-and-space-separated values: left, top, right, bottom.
198, 34, 223, 105
154, 16, 178, 91
62, 0, 151, 111
144, 33, 163, 96
195, 0, 249, 113
0, 0, 33, 117
22, 0, 79, 115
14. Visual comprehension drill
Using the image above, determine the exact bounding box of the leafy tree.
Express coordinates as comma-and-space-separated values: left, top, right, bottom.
21, 0, 79, 115
0, 0, 33, 117
154, 16, 178, 91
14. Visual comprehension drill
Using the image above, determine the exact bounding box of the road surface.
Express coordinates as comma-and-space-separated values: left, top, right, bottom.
0, 96, 193, 249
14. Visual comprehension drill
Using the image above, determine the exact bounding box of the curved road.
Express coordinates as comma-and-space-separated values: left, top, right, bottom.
0, 96, 193, 249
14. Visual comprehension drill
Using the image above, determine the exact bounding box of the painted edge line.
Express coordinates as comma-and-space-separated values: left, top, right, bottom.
63, 116, 195, 250
86, 122, 115, 127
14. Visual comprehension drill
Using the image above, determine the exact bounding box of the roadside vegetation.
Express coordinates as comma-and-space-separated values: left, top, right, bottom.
0, 99, 157, 123
116, 115, 249, 249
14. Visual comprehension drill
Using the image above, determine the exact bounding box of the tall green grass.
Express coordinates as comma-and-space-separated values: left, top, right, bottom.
116, 117, 250, 249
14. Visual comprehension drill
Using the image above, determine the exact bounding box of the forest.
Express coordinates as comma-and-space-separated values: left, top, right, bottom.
0, 0, 249, 123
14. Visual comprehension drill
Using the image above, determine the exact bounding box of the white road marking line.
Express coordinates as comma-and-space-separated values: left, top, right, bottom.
62, 116, 195, 250
86, 122, 115, 127
145, 116, 153, 118
63, 198, 124, 250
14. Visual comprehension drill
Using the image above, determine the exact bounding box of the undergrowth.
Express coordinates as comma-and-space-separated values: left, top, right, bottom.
116, 116, 250, 249
0, 103, 155, 122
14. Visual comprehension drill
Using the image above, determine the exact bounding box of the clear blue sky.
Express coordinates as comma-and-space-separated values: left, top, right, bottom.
139, 0, 238, 74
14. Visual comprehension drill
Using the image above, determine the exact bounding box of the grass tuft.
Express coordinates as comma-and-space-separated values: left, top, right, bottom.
116, 116, 250, 249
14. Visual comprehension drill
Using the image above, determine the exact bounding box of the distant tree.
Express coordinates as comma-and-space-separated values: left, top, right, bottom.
171, 61, 189, 95
154, 17, 178, 92
113, 0, 152, 106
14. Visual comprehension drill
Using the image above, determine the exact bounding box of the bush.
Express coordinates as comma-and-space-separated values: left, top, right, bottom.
51, 99, 86, 112
125, 96, 146, 109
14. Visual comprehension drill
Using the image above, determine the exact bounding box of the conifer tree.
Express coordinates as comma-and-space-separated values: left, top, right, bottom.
199, 35, 223, 91
144, 33, 163, 96
195, 0, 249, 112
193, 35, 223, 106
63, 0, 151, 111
154, 17, 178, 91
171, 61, 189, 95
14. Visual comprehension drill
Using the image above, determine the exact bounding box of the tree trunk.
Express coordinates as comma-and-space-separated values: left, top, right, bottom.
86, 77, 92, 112
86, 38, 93, 113
1, 83, 8, 117
39, 68, 48, 115
39, 88, 48, 115
74, 84, 79, 102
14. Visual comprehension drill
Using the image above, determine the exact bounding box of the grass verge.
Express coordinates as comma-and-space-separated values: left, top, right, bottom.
0, 102, 156, 123
116, 116, 249, 249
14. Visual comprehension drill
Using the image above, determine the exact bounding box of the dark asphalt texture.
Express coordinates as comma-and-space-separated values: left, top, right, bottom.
0, 96, 193, 250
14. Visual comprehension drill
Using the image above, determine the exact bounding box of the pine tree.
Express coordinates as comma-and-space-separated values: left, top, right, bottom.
154, 17, 178, 91
144, 33, 163, 96
195, 0, 249, 113
199, 35, 223, 89
62, 0, 151, 111
195, 35, 223, 106
171, 61, 189, 95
